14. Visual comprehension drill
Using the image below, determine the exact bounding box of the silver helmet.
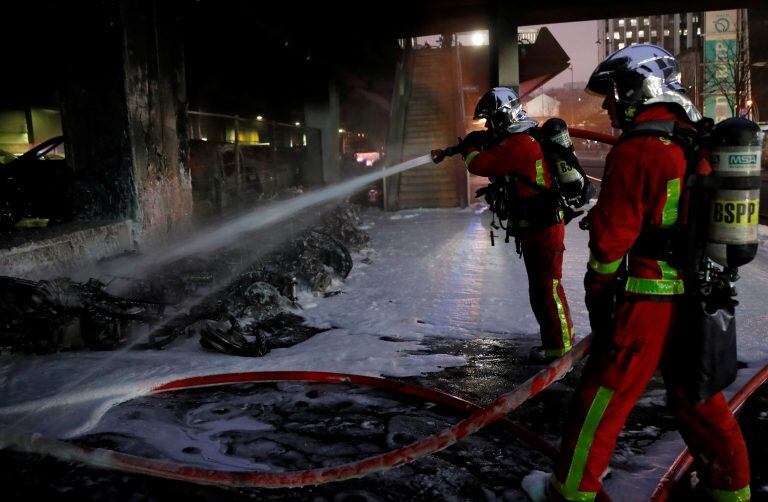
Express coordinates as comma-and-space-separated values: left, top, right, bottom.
473, 87, 538, 134
586, 44, 701, 125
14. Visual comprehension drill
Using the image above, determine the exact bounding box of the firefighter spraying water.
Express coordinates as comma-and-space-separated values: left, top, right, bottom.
431, 87, 589, 362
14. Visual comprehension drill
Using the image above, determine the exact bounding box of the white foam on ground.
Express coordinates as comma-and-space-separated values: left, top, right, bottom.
1, 207, 767, 499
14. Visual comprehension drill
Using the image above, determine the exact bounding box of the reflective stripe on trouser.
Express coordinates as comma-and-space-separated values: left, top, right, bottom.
522, 245, 573, 353
706, 485, 751, 501
552, 300, 750, 499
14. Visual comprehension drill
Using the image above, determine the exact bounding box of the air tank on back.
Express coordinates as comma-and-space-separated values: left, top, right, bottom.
706, 118, 764, 268
540, 118, 587, 206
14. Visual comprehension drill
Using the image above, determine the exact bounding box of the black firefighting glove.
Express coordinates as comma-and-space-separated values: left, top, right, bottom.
562, 205, 584, 226
431, 149, 447, 163
431, 146, 459, 163
578, 208, 592, 231
584, 268, 619, 336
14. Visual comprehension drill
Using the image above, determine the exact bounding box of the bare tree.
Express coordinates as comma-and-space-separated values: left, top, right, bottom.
703, 26, 751, 118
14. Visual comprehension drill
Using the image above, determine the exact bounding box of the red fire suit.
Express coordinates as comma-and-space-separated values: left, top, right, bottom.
550, 105, 750, 501
465, 132, 574, 357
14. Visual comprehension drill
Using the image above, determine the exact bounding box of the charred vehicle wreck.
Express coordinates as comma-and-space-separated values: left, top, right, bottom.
0, 204, 369, 357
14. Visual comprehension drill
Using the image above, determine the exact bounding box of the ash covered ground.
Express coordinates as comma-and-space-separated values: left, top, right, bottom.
2, 204, 768, 500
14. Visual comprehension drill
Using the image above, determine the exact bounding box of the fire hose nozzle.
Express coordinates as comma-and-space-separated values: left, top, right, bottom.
431, 146, 458, 164
430, 149, 446, 164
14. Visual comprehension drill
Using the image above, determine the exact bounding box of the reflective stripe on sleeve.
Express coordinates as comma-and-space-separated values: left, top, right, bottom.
535, 159, 546, 186
658, 260, 679, 281
587, 252, 623, 275
661, 178, 681, 228
464, 151, 480, 167
625, 277, 685, 295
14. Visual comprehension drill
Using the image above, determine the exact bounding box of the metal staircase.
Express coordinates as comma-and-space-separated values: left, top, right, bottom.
385, 46, 468, 210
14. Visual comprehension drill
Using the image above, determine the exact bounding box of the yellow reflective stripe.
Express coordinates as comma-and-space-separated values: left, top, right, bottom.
661, 178, 681, 228
550, 476, 597, 502
559, 386, 614, 501
707, 485, 751, 502
545, 347, 572, 357
553, 279, 572, 350
625, 277, 685, 295
658, 260, 678, 281
588, 252, 623, 275
464, 150, 480, 167
535, 159, 546, 186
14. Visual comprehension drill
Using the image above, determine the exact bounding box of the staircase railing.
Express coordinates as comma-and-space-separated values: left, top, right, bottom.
383, 44, 415, 211
453, 36, 470, 207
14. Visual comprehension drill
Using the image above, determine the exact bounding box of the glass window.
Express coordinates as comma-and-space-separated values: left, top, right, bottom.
618, 42, 626, 49
693, 15, 699, 23
683, 29, 688, 36
697, 27, 701, 35
644, 18, 650, 26
651, 29, 658, 37
626, 31, 633, 38
613, 31, 620, 40
638, 30, 645, 38
618, 19, 625, 27
664, 29, 670, 36
630, 19, 637, 27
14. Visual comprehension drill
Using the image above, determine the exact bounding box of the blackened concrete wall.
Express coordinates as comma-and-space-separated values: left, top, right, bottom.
121, 0, 193, 245
59, 0, 192, 248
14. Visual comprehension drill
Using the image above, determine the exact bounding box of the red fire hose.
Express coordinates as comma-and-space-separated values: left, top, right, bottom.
569, 128, 618, 146
0, 334, 591, 488
650, 362, 768, 501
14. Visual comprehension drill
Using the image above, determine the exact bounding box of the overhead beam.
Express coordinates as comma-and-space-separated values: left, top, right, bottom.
489, 0, 519, 90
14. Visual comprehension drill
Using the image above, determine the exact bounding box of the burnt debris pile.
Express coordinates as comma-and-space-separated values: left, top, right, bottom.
0, 203, 370, 356
0, 276, 166, 353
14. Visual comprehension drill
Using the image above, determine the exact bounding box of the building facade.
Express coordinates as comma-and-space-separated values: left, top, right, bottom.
597, 10, 765, 124
598, 13, 704, 58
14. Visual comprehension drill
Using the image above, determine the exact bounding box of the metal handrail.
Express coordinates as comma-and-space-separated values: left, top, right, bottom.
454, 37, 470, 207
382, 46, 415, 210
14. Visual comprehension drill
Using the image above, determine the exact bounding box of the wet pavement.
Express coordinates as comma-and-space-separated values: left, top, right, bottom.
2, 202, 767, 501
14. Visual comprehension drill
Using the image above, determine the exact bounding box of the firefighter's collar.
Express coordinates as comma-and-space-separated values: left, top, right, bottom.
644, 92, 702, 123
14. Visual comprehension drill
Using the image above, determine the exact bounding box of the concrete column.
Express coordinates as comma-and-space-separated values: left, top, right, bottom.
489, 3, 519, 91
58, 0, 192, 248
674, 13, 681, 54
59, 1, 136, 224
121, 0, 193, 245
304, 79, 341, 185
686, 13, 694, 49
607, 19, 615, 55
599, 21, 607, 60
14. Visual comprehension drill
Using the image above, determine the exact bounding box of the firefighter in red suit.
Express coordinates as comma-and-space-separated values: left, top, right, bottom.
522, 45, 751, 502
434, 88, 575, 360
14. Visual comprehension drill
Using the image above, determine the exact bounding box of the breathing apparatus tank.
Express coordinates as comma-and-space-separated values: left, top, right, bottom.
540, 118, 587, 206
706, 118, 764, 268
